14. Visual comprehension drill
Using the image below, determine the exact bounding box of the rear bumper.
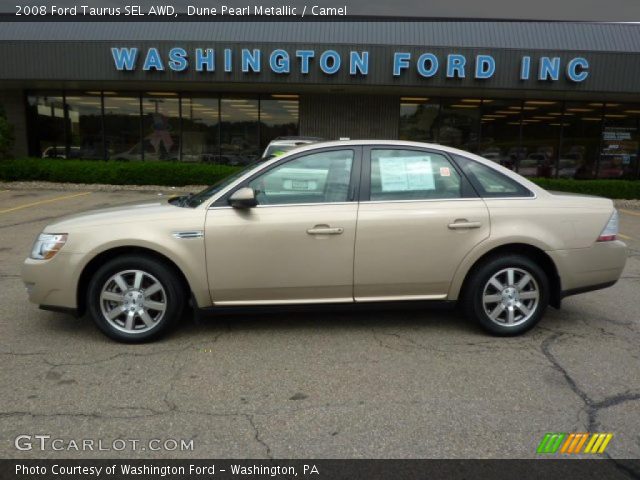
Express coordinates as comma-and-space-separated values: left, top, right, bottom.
548, 240, 627, 295
561, 281, 617, 299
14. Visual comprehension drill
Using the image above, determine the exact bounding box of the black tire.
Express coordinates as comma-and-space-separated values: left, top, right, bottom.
87, 255, 186, 343
462, 254, 549, 336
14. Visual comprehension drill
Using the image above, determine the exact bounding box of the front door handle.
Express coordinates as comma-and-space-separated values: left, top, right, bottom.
448, 220, 482, 230
307, 224, 344, 235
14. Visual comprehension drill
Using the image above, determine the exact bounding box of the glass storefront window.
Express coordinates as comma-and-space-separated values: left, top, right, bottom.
260, 95, 299, 149
598, 103, 640, 179
398, 97, 439, 143
22, 90, 640, 180
64, 92, 103, 159
479, 99, 523, 170
220, 96, 260, 166
142, 93, 180, 161
27, 93, 66, 158
436, 98, 481, 153
182, 97, 220, 164
559, 102, 604, 179
104, 94, 141, 161
518, 100, 563, 178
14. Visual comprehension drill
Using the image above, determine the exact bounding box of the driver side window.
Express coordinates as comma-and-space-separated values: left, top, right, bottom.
248, 150, 354, 205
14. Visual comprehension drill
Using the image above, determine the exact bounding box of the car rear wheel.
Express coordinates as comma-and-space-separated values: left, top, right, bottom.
463, 255, 549, 336
87, 255, 185, 342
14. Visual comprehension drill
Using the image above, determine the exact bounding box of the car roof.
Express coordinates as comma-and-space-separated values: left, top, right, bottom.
268, 139, 319, 147
278, 139, 477, 155
273, 136, 324, 141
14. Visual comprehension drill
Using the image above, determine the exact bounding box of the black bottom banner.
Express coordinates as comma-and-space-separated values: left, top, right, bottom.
1, 459, 640, 480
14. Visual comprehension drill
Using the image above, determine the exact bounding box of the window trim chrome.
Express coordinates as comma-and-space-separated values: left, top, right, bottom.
210, 201, 355, 210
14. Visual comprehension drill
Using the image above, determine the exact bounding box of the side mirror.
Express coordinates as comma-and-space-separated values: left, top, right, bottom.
228, 187, 258, 209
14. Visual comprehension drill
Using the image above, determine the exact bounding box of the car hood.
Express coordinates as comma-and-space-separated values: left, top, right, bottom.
44, 198, 186, 230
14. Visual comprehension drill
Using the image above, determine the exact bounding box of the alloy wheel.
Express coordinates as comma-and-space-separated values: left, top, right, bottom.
481, 267, 540, 327
99, 269, 167, 334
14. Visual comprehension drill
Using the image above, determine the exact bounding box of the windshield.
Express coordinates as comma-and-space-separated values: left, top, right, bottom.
180, 163, 259, 208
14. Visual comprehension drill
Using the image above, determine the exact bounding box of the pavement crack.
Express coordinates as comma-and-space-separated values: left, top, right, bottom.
163, 332, 228, 412
245, 414, 273, 459
541, 333, 640, 433
0, 410, 161, 420
42, 337, 223, 368
0, 350, 48, 357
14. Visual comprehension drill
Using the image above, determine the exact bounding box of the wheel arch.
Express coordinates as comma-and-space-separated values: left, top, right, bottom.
453, 243, 562, 309
76, 246, 193, 317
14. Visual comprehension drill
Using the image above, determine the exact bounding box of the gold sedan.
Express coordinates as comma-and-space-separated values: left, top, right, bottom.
22, 141, 627, 342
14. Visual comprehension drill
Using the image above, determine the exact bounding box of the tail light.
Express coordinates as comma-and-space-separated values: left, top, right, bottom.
597, 210, 618, 242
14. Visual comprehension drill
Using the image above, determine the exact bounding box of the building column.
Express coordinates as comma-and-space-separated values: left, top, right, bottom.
0, 89, 28, 158
299, 93, 399, 140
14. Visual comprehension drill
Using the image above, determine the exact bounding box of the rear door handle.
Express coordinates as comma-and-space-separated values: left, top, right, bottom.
448, 220, 482, 230
307, 224, 344, 235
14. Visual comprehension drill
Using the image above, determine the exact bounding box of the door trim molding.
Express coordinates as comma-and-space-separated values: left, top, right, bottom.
214, 297, 354, 306
355, 294, 448, 302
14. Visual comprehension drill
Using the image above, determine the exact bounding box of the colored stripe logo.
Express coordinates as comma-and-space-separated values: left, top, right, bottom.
537, 433, 613, 454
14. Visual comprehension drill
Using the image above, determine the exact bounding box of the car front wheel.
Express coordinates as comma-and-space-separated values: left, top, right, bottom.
463, 255, 549, 336
87, 255, 185, 342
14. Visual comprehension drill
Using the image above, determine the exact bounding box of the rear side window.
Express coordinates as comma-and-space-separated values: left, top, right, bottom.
454, 155, 533, 198
369, 149, 466, 201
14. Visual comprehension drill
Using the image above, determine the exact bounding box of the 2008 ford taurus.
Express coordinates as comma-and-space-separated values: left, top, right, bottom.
22, 141, 627, 342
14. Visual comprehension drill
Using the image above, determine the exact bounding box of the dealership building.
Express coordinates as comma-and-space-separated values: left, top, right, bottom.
0, 21, 639, 178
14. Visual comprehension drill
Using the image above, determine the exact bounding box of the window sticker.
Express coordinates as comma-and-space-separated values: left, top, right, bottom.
440, 166, 451, 177
378, 156, 435, 192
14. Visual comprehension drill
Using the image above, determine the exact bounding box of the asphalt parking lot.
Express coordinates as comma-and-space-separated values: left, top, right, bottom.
0, 187, 639, 460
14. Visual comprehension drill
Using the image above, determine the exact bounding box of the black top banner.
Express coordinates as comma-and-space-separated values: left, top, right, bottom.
2, 0, 640, 21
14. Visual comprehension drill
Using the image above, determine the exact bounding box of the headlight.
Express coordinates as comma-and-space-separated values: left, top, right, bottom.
30, 233, 68, 260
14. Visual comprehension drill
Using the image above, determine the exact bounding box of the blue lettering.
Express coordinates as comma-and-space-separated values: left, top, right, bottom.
475, 55, 495, 79
143, 48, 164, 71
195, 48, 215, 72
566, 57, 589, 82
417, 53, 438, 78
224, 49, 232, 73
520, 56, 531, 80
349, 51, 369, 75
538, 57, 561, 81
296, 50, 315, 74
168, 47, 188, 72
270, 50, 290, 74
447, 54, 466, 78
393, 52, 411, 77
111, 47, 138, 71
320, 50, 341, 75
241, 49, 261, 73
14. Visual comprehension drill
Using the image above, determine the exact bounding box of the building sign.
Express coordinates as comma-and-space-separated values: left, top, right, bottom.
111, 47, 590, 82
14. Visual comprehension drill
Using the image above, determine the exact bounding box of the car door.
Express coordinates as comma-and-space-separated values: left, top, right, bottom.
354, 146, 490, 300
205, 147, 361, 305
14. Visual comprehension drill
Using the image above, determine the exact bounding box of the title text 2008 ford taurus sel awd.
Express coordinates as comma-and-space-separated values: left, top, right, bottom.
22, 141, 627, 342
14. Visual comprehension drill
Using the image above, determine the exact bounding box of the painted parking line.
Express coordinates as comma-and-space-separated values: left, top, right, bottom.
0, 192, 91, 214
619, 233, 633, 240
619, 209, 640, 217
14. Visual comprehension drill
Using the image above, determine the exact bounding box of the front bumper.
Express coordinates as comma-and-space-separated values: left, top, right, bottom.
548, 240, 628, 295
21, 252, 84, 310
